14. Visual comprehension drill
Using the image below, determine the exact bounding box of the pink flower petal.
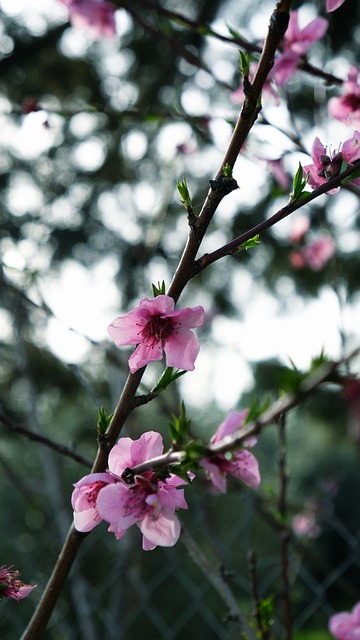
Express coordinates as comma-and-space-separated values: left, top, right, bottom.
326, 0, 346, 11
141, 295, 175, 315
201, 458, 227, 493
211, 409, 248, 442
96, 483, 138, 530
166, 305, 205, 328
300, 17, 328, 48
11, 584, 37, 600
129, 431, 164, 466
139, 509, 181, 548
108, 310, 146, 346
128, 341, 164, 372
272, 52, 299, 86
72, 472, 114, 532
226, 449, 261, 489
164, 329, 200, 370
342, 130, 360, 162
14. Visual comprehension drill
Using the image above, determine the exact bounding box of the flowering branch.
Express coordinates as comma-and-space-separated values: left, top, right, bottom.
19, 1, 357, 637
196, 160, 360, 272
220, 0, 292, 172
119, 347, 360, 480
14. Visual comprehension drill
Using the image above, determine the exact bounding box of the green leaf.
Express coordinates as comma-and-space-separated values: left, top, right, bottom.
223, 163, 233, 179
240, 234, 261, 250
289, 163, 309, 203
152, 366, 186, 393
168, 401, 192, 447
239, 50, 250, 77
177, 177, 193, 209
258, 595, 275, 631
97, 406, 113, 434
152, 280, 166, 297
244, 395, 271, 424
183, 440, 207, 461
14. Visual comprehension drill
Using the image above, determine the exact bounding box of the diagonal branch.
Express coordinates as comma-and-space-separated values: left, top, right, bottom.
196, 161, 360, 272
0, 411, 92, 469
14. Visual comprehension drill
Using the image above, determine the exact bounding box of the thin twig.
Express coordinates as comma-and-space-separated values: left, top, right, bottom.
248, 550, 271, 640
124, 346, 360, 477
277, 414, 292, 640
196, 160, 360, 272
181, 525, 258, 639
0, 410, 92, 469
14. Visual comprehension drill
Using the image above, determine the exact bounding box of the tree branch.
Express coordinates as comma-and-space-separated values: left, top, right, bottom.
196, 161, 360, 272
0, 411, 92, 469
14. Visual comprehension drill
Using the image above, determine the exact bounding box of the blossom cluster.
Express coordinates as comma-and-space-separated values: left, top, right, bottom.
72, 412, 260, 550
303, 131, 360, 193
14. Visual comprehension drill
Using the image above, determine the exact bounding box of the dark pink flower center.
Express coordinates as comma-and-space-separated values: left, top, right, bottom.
122, 477, 158, 521
141, 316, 176, 346
87, 481, 107, 507
318, 151, 343, 179
342, 93, 360, 111
0, 567, 21, 598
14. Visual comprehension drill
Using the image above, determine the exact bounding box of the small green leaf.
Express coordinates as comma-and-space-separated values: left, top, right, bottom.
223, 163, 233, 179
258, 595, 275, 631
240, 234, 261, 250
289, 163, 309, 203
97, 406, 113, 434
168, 402, 192, 447
183, 440, 207, 461
152, 366, 186, 393
177, 177, 193, 209
244, 395, 271, 424
226, 24, 243, 40
239, 50, 250, 77
152, 281, 166, 297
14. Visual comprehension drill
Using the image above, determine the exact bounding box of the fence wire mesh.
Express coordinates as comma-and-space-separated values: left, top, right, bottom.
4, 480, 359, 640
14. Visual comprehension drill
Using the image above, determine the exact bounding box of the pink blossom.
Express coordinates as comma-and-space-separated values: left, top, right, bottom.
200, 410, 261, 493
289, 215, 310, 244
0, 565, 36, 601
329, 602, 360, 639
303, 236, 335, 270
96, 431, 188, 550
292, 513, 320, 538
59, 0, 116, 38
326, 0, 347, 11
342, 130, 360, 163
72, 472, 115, 532
302, 132, 360, 194
329, 67, 360, 126
272, 11, 328, 86
290, 236, 335, 271
108, 295, 205, 373
303, 236, 335, 271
